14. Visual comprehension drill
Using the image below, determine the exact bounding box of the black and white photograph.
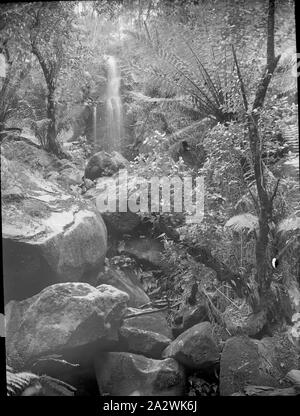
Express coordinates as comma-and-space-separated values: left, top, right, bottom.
0, 0, 299, 400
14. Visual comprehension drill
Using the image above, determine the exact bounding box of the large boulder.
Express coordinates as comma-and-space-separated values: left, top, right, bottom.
1, 137, 54, 172
1, 148, 107, 302
119, 237, 163, 268
219, 334, 299, 396
172, 302, 210, 338
102, 211, 141, 236
162, 322, 220, 370
119, 321, 171, 359
83, 174, 156, 238
94, 352, 185, 396
5, 283, 129, 370
3, 205, 107, 301
84, 151, 128, 180
119, 327, 171, 360
119, 307, 173, 358
83, 174, 147, 237
97, 267, 149, 308
125, 308, 173, 339
47, 163, 83, 191
222, 304, 268, 337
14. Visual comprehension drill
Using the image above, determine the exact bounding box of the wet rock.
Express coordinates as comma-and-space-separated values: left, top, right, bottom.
84, 150, 128, 180
94, 352, 185, 396
5, 283, 129, 369
97, 267, 149, 307
162, 322, 220, 370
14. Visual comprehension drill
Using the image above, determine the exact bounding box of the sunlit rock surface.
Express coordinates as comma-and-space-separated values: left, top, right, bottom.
84, 150, 128, 180
97, 267, 149, 307
162, 322, 220, 370
119, 324, 171, 359
1, 140, 107, 302
125, 307, 173, 339
5, 283, 129, 369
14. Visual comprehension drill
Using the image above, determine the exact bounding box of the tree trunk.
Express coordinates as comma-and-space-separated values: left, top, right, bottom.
44, 82, 67, 158
247, 0, 281, 314
46, 86, 60, 155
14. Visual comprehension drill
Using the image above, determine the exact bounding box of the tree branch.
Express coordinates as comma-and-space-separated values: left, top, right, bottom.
124, 307, 169, 319
270, 178, 280, 203
252, 0, 281, 111
30, 9, 51, 87
232, 44, 248, 112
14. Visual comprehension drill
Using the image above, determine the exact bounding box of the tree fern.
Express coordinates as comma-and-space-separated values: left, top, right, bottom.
125, 24, 242, 123
225, 213, 259, 233
281, 124, 299, 155
277, 215, 300, 234
272, 44, 297, 98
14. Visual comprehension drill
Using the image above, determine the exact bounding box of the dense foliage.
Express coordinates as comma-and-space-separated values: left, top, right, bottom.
1, 0, 299, 358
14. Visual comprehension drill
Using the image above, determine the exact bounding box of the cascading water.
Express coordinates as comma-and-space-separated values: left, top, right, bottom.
106, 55, 123, 151
93, 104, 97, 144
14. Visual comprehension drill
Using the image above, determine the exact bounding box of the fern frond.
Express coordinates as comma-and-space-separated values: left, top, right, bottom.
281, 124, 299, 155
274, 50, 297, 96
125, 24, 242, 123
7, 368, 40, 396
6, 366, 76, 396
277, 215, 300, 234
129, 91, 185, 103
225, 213, 259, 232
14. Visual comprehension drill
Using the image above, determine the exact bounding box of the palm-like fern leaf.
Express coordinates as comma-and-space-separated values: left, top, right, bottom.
281, 124, 299, 155
7, 367, 41, 396
277, 216, 300, 234
225, 213, 259, 232
7, 366, 76, 396
125, 24, 242, 123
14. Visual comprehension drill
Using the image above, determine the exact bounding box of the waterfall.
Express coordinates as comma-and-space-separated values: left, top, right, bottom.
93, 104, 97, 144
106, 55, 123, 151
